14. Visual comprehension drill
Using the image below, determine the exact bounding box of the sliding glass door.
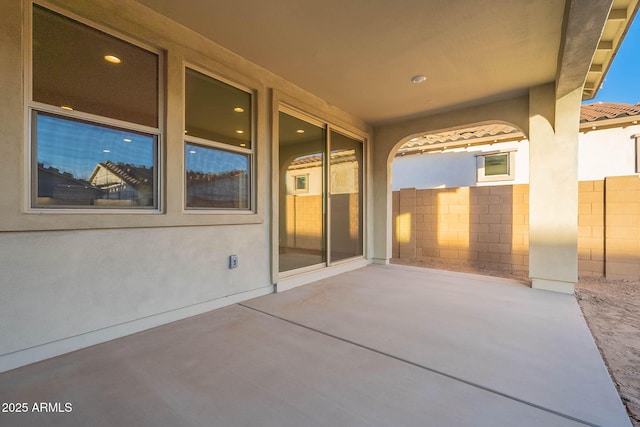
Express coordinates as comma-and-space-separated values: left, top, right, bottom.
278, 111, 326, 272
278, 109, 364, 274
329, 130, 363, 262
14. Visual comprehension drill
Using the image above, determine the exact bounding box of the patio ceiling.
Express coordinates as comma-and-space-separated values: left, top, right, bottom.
135, 0, 636, 125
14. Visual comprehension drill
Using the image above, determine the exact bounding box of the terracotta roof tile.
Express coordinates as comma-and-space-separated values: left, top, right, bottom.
397, 102, 640, 154
580, 102, 640, 122
401, 123, 522, 151
288, 150, 357, 168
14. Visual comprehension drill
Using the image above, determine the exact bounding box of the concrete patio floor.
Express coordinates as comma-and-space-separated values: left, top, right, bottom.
0, 264, 631, 426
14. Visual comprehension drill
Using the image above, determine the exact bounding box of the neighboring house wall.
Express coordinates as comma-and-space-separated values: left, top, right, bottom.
392, 124, 640, 190
393, 141, 530, 189
392, 176, 640, 280
90, 165, 140, 204
578, 126, 639, 180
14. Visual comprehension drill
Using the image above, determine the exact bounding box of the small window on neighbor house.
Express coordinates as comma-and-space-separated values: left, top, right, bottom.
477, 151, 515, 182
485, 153, 509, 176
294, 175, 309, 192
184, 67, 252, 209
30, 5, 161, 209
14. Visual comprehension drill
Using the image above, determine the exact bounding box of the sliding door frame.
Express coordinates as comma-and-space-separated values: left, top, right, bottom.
272, 97, 368, 288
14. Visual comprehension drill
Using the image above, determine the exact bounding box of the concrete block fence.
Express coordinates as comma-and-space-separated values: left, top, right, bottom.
392, 175, 640, 281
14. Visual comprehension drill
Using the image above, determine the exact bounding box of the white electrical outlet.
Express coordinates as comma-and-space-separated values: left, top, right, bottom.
229, 255, 238, 269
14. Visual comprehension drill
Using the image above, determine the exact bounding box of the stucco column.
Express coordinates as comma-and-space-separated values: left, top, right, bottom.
528, 84, 581, 294
371, 144, 392, 264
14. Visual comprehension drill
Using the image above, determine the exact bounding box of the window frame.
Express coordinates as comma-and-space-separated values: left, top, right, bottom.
183, 63, 256, 213
293, 174, 310, 193
476, 149, 516, 183
27, 2, 164, 213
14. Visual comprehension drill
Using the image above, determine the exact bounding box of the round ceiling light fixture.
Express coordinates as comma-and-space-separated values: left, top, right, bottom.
104, 55, 122, 64
411, 74, 427, 84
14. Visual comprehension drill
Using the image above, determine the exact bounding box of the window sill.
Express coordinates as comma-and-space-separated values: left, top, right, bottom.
2, 210, 263, 232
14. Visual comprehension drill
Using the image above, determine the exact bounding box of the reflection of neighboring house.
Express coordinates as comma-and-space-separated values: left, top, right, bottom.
283, 150, 362, 254
37, 163, 104, 205
286, 150, 359, 195
287, 155, 323, 195
393, 102, 640, 190
187, 170, 248, 208
88, 161, 153, 205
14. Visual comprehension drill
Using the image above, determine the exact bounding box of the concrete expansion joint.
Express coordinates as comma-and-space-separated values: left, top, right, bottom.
237, 303, 599, 427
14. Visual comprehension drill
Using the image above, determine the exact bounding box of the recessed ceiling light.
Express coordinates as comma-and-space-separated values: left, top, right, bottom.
104, 55, 121, 64
233, 107, 244, 113
103, 149, 111, 153
60, 105, 73, 111
236, 130, 244, 134
240, 143, 246, 147
296, 129, 305, 134
189, 150, 197, 154
411, 75, 427, 84
123, 138, 132, 142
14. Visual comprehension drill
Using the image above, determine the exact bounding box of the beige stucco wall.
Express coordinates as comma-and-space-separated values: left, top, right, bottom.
0, 0, 369, 372
528, 85, 582, 293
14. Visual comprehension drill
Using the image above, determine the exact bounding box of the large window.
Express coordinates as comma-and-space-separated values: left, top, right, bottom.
184, 68, 252, 209
30, 4, 160, 209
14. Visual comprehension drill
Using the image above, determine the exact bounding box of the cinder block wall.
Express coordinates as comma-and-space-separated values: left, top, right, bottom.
394, 185, 528, 274
578, 180, 605, 277
605, 176, 640, 280
286, 195, 323, 250
392, 177, 639, 281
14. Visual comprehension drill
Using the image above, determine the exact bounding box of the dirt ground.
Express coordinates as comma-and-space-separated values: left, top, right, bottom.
576, 276, 640, 426
390, 258, 640, 426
